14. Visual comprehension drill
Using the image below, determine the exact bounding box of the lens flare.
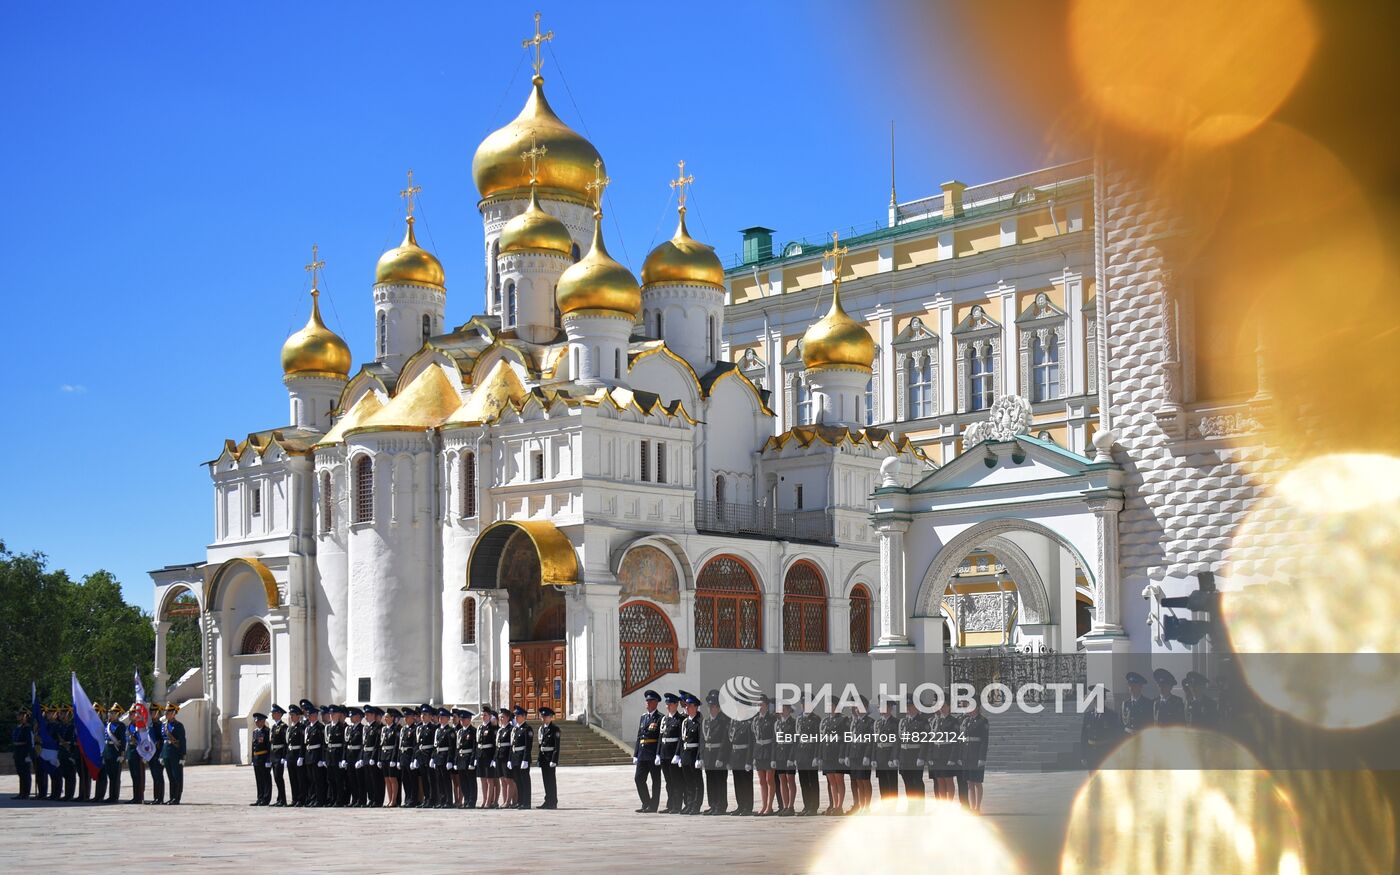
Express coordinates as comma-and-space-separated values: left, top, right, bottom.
1222, 453, 1400, 729
809, 797, 1023, 874
1068, 0, 1317, 146
1061, 728, 1306, 874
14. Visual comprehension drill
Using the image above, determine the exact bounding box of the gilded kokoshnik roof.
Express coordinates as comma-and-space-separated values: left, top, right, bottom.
314, 392, 384, 447
441, 360, 532, 428
764, 424, 928, 460
347, 365, 461, 436
211, 427, 324, 465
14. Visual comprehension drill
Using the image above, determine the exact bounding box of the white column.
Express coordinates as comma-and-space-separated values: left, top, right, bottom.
828, 596, 851, 654
1064, 271, 1085, 397
1057, 545, 1080, 652
992, 285, 1019, 398
1086, 492, 1125, 636
936, 299, 955, 415
153, 620, 171, 700
873, 519, 910, 647
874, 307, 895, 420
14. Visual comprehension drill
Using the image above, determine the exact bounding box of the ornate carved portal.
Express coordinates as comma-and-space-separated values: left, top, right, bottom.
510, 641, 565, 719
497, 528, 567, 716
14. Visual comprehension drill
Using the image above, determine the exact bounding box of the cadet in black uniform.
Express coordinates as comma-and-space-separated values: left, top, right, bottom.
537, 706, 560, 809
362, 707, 382, 806
434, 707, 455, 808
288, 704, 307, 805
874, 698, 900, 801
496, 706, 516, 808
160, 703, 186, 804
658, 693, 685, 813
1183, 671, 1219, 728
454, 708, 476, 808
11, 707, 33, 800
476, 707, 498, 808
748, 693, 774, 816
773, 702, 797, 816
349, 707, 370, 806
417, 705, 439, 808
928, 701, 959, 801
267, 704, 288, 806
99, 703, 125, 803
846, 697, 875, 812
958, 700, 989, 812
1079, 687, 1122, 769
896, 699, 927, 813
679, 693, 703, 815
700, 690, 730, 815
1120, 672, 1154, 735
327, 705, 349, 806
632, 690, 662, 813
378, 708, 398, 807
302, 703, 325, 806
1153, 669, 1185, 726
250, 712, 271, 806
795, 703, 822, 815
819, 701, 849, 814
510, 705, 534, 809
728, 695, 756, 816
395, 708, 415, 807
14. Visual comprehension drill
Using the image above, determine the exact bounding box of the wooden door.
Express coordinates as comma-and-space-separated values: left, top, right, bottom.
510, 641, 566, 718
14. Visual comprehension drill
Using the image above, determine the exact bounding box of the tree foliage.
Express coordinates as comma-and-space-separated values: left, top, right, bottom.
0, 540, 154, 748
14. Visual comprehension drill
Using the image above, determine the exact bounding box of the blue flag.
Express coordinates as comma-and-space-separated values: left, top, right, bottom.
30, 682, 60, 776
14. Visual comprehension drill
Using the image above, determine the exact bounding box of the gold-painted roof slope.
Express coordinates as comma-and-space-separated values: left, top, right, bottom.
444, 360, 531, 427
281, 294, 351, 378
472, 78, 604, 204
801, 282, 874, 372
315, 391, 384, 446
350, 365, 460, 434
556, 214, 640, 319
499, 186, 574, 256
641, 211, 724, 288
375, 217, 446, 290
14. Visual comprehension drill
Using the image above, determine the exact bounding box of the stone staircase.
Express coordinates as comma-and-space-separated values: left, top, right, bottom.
528, 721, 632, 766
980, 709, 1084, 772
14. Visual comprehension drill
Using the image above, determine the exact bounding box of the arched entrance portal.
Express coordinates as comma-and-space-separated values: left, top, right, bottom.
467, 520, 578, 718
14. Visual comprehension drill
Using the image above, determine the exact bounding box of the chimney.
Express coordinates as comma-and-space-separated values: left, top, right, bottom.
941, 180, 967, 219
740, 226, 775, 264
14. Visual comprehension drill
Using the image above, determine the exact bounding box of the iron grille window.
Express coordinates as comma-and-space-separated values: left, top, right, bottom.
639, 440, 650, 482
795, 484, 804, 510
358, 677, 371, 701
782, 560, 827, 652
240, 623, 271, 655
461, 452, 478, 518
506, 281, 517, 326
377, 312, 387, 357
251, 486, 262, 516
695, 556, 762, 650
850, 584, 872, 654
422, 313, 431, 341
462, 597, 477, 645
353, 455, 373, 524
620, 601, 678, 695
655, 442, 666, 484
531, 451, 545, 481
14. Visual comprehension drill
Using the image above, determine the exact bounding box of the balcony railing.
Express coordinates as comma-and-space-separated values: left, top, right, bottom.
694, 499, 834, 544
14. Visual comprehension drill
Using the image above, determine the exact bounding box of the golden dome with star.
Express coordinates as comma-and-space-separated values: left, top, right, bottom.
375, 216, 445, 290
499, 185, 574, 256
802, 282, 874, 372
282, 292, 351, 378
472, 77, 604, 205
556, 214, 640, 319
641, 211, 724, 289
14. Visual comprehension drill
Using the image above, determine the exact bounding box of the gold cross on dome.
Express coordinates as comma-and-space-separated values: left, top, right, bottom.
304, 244, 326, 296
522, 11, 554, 80
585, 158, 610, 215
823, 231, 848, 279
399, 169, 422, 219
521, 135, 548, 186
669, 159, 694, 212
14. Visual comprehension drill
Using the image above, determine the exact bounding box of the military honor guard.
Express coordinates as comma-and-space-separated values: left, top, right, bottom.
397, 707, 417, 807
1183, 671, 1219, 728
56, 706, 77, 800
896, 699, 927, 813
509, 705, 534, 808
495, 705, 515, 808
98, 703, 125, 803
1153, 668, 1186, 726
286, 704, 306, 805
266, 704, 288, 806
795, 702, 822, 815
748, 693, 774, 816
161, 703, 186, 804
146, 704, 166, 804
379, 708, 401, 807
476, 707, 498, 808
632, 690, 662, 813
250, 712, 272, 805
658, 692, 685, 813
819, 701, 848, 815
678, 692, 704, 815
302, 701, 325, 806
772, 702, 798, 816
1121, 672, 1154, 734
700, 690, 730, 815
124, 707, 148, 804
10, 706, 34, 800
536, 706, 560, 809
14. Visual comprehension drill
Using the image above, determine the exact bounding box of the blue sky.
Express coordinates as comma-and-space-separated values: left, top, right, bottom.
0, 2, 1049, 610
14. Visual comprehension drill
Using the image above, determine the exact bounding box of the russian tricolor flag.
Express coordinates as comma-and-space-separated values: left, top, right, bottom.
71, 672, 105, 780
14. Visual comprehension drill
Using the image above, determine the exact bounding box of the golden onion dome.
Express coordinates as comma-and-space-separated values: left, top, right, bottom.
472, 77, 604, 203
499, 185, 574, 256
641, 211, 724, 288
375, 217, 445, 290
556, 214, 640, 319
801, 281, 874, 372
282, 291, 351, 378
